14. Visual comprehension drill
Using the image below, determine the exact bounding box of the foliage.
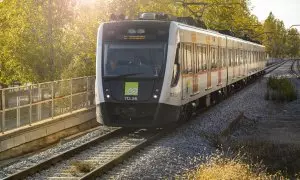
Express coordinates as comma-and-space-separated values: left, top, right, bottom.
265, 77, 297, 102
1, 0, 300, 86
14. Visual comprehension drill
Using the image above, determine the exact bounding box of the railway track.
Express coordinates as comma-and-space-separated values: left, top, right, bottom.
2, 61, 286, 180
3, 127, 171, 180
266, 60, 287, 72
2, 128, 124, 179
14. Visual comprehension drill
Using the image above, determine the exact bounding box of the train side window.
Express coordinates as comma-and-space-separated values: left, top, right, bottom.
171, 44, 180, 87
236, 49, 238, 66
247, 51, 250, 64
231, 49, 234, 66
241, 50, 244, 65
198, 46, 202, 71
196, 46, 201, 73
203, 46, 207, 70
211, 47, 216, 69
228, 49, 231, 67
221, 48, 225, 68
186, 45, 192, 73
233, 49, 236, 66
194, 46, 199, 73
182, 44, 187, 74
235, 49, 241, 66
223, 48, 226, 67
218, 47, 222, 68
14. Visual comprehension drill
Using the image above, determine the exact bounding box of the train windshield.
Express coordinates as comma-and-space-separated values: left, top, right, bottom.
103, 42, 167, 77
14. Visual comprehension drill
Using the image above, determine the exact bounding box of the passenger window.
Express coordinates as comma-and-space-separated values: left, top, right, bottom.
183, 44, 187, 74
211, 47, 217, 69
196, 46, 201, 73
232, 49, 235, 66
171, 44, 180, 87
186, 45, 192, 73
202, 46, 207, 70
228, 49, 232, 67
223, 48, 226, 67
240, 50, 243, 65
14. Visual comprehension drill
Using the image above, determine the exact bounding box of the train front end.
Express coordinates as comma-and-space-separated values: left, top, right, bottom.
95, 20, 179, 127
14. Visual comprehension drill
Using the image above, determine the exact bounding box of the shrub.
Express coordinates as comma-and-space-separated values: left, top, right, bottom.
265, 77, 297, 102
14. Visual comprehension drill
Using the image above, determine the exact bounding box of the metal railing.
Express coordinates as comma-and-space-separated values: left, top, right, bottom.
0, 76, 96, 133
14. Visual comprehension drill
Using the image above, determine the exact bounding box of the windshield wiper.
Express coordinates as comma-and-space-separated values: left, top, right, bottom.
115, 73, 144, 78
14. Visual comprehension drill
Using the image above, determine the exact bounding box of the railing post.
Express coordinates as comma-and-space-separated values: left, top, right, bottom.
1, 90, 5, 133
29, 85, 32, 126
37, 84, 41, 121
17, 88, 20, 128
51, 82, 54, 118
86, 77, 89, 107
70, 79, 73, 113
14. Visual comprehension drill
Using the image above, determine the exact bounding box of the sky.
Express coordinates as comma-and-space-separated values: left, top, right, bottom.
250, 0, 300, 31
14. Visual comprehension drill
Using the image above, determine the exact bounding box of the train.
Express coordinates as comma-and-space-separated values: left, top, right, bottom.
95, 13, 266, 128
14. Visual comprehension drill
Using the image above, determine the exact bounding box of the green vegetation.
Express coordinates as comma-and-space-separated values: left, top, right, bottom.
265, 77, 297, 102
1, 0, 300, 86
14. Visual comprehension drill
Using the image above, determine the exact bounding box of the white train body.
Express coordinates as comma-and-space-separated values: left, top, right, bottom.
95, 20, 266, 127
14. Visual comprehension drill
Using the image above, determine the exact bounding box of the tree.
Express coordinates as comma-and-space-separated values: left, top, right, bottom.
286, 28, 300, 58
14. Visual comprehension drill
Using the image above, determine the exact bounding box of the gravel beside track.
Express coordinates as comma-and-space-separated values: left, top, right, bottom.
0, 126, 117, 179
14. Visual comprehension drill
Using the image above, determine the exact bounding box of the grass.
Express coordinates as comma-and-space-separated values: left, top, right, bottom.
70, 160, 94, 175
265, 77, 297, 102
184, 151, 286, 180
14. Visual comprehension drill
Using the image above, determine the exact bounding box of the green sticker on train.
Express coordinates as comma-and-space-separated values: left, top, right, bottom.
125, 82, 139, 96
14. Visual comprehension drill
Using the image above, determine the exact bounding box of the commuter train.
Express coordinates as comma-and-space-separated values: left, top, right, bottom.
95, 13, 266, 128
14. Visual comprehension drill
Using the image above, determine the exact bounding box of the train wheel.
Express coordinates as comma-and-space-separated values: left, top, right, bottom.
179, 104, 193, 122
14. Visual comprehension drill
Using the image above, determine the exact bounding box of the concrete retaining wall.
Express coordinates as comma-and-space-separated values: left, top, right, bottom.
0, 107, 97, 161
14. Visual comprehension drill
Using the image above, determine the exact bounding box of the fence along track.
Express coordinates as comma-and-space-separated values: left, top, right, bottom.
0, 76, 96, 133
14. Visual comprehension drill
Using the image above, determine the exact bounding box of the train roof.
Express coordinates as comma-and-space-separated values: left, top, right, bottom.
102, 20, 265, 48
172, 21, 265, 48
